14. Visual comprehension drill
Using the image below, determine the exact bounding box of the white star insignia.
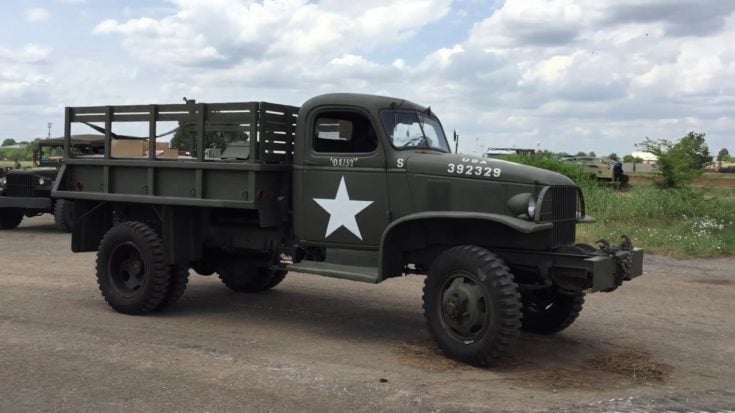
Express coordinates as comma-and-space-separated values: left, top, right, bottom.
313, 176, 374, 240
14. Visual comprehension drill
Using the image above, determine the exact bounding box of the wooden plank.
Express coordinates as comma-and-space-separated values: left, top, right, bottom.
207, 112, 256, 122
208, 102, 258, 111
260, 102, 300, 114
70, 114, 108, 123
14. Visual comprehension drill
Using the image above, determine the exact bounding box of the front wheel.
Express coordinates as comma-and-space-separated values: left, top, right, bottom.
521, 289, 585, 334
423, 245, 522, 366
0, 208, 23, 229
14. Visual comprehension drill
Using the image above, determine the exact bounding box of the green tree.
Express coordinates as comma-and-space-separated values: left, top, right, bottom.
717, 148, 730, 162
1, 138, 17, 147
608, 153, 619, 161
638, 131, 711, 188
574, 151, 587, 157
588, 151, 596, 157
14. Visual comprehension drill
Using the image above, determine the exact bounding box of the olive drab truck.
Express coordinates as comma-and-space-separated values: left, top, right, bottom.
52, 94, 643, 366
0, 136, 104, 231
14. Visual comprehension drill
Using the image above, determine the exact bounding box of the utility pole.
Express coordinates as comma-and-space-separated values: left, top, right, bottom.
47, 122, 52, 139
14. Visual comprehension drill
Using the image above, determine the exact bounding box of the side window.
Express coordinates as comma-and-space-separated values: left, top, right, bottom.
313, 111, 378, 154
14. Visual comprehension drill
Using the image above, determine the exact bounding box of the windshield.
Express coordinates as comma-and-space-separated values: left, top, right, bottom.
380, 111, 450, 152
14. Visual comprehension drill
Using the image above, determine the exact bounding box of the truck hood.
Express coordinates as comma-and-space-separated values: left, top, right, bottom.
404, 152, 575, 186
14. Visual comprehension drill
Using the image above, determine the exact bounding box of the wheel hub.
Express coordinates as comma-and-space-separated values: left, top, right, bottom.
441, 275, 488, 340
109, 243, 147, 294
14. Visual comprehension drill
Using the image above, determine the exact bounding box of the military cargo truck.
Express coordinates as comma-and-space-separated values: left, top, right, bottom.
561, 156, 629, 184
53, 94, 643, 366
0, 136, 104, 231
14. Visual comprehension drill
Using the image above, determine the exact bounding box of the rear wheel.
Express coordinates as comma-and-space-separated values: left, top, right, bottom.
521, 288, 585, 334
0, 208, 23, 229
155, 265, 189, 311
53, 200, 74, 232
423, 245, 522, 366
96, 221, 170, 314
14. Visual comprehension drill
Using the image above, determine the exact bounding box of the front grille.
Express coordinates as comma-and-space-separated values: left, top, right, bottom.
6, 174, 34, 197
539, 186, 578, 247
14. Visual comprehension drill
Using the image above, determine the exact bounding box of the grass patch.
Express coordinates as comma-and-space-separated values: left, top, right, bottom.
577, 186, 735, 257
0, 160, 33, 169
504, 154, 735, 256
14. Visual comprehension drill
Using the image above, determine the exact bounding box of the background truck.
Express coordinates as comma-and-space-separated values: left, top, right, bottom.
561, 156, 629, 184
53, 94, 643, 366
0, 135, 104, 231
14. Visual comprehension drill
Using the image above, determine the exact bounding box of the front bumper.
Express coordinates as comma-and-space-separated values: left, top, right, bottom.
0, 196, 52, 210
547, 244, 644, 293
584, 247, 644, 292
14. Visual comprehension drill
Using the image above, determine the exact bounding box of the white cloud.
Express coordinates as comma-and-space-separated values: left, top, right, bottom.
3, 1, 735, 154
0, 44, 52, 64
93, 0, 451, 64
24, 7, 51, 23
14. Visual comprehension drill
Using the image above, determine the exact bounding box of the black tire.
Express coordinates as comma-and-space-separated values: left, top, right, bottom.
0, 208, 23, 229
423, 245, 522, 366
218, 263, 287, 293
521, 289, 585, 334
262, 269, 287, 290
155, 265, 190, 311
53, 200, 74, 232
96, 221, 171, 315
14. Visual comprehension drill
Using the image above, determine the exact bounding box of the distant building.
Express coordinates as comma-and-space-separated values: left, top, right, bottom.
0, 144, 27, 150
630, 151, 657, 164
484, 147, 535, 158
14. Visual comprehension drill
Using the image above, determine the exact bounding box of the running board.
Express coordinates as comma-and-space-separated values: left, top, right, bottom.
285, 261, 379, 284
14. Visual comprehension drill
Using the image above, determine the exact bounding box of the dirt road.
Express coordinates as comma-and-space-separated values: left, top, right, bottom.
1, 216, 734, 412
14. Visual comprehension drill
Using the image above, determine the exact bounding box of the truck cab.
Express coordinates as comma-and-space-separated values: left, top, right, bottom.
53, 94, 643, 366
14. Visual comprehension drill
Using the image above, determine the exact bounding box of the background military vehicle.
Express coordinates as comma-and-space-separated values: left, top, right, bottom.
0, 135, 104, 231
52, 94, 643, 366
561, 156, 629, 184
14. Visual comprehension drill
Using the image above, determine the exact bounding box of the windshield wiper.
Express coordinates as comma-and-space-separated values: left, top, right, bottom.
401, 135, 429, 148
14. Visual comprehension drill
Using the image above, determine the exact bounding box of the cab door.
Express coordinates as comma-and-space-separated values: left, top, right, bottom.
298, 108, 390, 247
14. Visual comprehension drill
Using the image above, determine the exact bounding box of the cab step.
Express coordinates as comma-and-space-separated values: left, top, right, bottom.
285, 261, 379, 284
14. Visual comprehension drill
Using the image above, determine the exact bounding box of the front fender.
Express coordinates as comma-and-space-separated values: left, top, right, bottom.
378, 212, 553, 281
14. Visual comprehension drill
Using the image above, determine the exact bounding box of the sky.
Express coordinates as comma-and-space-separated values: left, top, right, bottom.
1, 0, 734, 156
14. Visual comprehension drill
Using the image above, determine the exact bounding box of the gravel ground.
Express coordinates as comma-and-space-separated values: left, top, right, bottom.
1, 215, 734, 412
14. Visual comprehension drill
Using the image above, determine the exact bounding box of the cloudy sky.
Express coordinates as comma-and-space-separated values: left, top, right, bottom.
1, 0, 734, 156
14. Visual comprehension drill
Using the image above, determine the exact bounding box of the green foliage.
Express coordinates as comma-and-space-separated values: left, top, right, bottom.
504, 151, 734, 256
638, 132, 711, 188
622, 154, 644, 163
578, 186, 734, 256
1, 138, 17, 147
0, 138, 41, 162
717, 148, 730, 162
502, 153, 593, 186
608, 153, 618, 161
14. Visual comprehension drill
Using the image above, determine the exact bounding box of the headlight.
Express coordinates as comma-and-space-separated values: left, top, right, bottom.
507, 192, 536, 219
527, 197, 536, 218
38, 178, 47, 186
